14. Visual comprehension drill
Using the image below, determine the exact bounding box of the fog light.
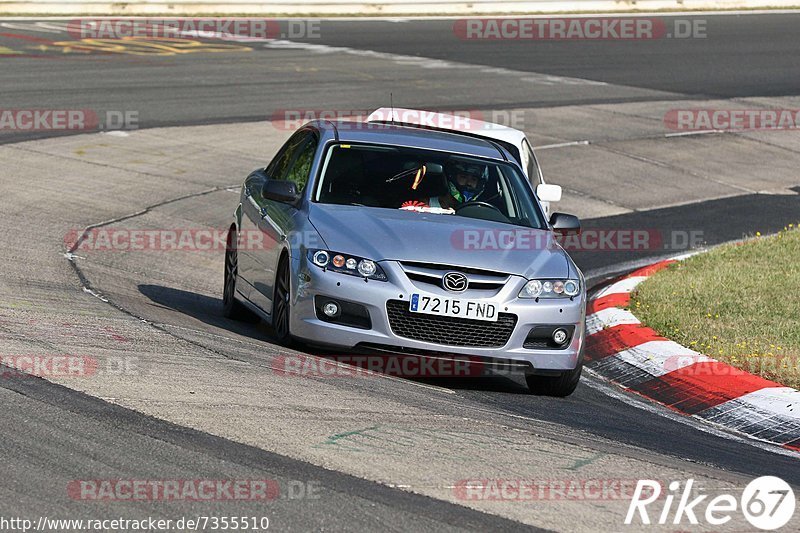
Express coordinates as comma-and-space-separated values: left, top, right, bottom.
322, 301, 340, 317
552, 328, 568, 345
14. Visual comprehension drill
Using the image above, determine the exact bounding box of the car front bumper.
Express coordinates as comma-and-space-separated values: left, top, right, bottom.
289, 256, 585, 373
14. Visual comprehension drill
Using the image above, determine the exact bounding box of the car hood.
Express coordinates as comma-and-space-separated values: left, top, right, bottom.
308, 204, 569, 279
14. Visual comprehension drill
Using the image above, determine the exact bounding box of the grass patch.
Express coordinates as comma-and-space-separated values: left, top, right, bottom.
630, 224, 800, 388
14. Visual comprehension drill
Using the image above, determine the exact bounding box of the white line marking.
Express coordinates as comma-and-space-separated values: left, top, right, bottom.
665, 129, 724, 137
82, 286, 108, 302
594, 275, 648, 298
715, 388, 800, 422
262, 39, 607, 87
614, 341, 709, 378
586, 307, 640, 335
0, 21, 63, 33
669, 250, 704, 261
34, 21, 69, 31
536, 140, 591, 149
584, 255, 679, 286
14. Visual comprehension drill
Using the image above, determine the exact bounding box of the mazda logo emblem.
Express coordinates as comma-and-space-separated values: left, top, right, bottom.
442, 272, 468, 293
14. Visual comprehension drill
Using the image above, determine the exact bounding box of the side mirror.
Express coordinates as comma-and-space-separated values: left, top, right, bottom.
537, 183, 562, 203
549, 212, 580, 233
262, 179, 300, 204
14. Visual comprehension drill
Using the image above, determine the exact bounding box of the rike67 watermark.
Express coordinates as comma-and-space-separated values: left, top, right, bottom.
626, 476, 795, 530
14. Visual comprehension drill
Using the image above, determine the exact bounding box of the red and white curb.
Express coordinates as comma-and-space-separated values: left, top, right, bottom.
585, 257, 800, 452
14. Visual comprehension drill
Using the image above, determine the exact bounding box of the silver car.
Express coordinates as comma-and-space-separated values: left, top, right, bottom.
223, 121, 586, 396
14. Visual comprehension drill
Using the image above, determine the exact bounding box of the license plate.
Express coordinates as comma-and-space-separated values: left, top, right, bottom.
409, 294, 498, 322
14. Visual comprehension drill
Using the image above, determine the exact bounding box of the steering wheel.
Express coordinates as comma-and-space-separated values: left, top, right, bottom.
455, 201, 504, 214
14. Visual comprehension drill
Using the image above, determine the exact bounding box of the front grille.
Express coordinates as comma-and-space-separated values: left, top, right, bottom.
386, 300, 517, 347
405, 272, 503, 291
399, 262, 509, 292
400, 262, 510, 277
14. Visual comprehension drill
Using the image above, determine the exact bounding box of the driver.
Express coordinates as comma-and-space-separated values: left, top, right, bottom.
402, 160, 487, 210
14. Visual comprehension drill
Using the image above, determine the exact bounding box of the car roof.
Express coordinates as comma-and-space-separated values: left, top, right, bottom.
311, 120, 510, 161
366, 107, 527, 148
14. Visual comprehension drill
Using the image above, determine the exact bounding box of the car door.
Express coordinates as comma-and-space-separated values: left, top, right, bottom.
235, 171, 269, 303
245, 130, 317, 315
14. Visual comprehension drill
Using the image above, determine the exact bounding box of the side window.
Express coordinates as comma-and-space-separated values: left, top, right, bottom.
284, 137, 317, 192
266, 131, 308, 181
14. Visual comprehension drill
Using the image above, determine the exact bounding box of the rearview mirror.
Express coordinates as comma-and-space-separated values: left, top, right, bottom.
262, 179, 300, 204
537, 183, 562, 203
549, 212, 580, 233
425, 162, 444, 174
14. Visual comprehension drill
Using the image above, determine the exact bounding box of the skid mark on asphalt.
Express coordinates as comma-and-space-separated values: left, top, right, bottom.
315, 424, 595, 467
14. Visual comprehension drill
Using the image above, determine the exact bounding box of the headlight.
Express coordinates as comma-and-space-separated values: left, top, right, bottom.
357, 259, 377, 277
307, 249, 388, 281
519, 279, 581, 299
312, 250, 330, 267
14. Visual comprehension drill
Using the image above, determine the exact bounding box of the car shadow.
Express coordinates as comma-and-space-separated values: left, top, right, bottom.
138, 284, 531, 394
309, 345, 530, 394
413, 374, 529, 394
138, 284, 272, 343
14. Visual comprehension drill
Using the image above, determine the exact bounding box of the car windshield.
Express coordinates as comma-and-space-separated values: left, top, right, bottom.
313, 143, 546, 229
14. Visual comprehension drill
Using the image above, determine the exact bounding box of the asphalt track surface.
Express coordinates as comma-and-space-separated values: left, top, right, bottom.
2, 13, 800, 143
1, 13, 800, 532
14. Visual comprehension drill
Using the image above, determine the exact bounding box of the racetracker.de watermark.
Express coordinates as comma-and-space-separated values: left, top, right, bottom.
665, 108, 800, 131
0, 109, 138, 132
453, 17, 706, 40
64, 228, 325, 253
451, 229, 704, 252
0, 355, 96, 378
0, 355, 140, 379
273, 354, 492, 378
453, 479, 659, 501
67, 479, 320, 501
663, 354, 800, 377
67, 19, 321, 40
268, 108, 526, 131
66, 228, 705, 254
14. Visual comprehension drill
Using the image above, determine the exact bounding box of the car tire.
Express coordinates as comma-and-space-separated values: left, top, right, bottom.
222, 229, 258, 322
272, 254, 294, 347
525, 364, 582, 397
